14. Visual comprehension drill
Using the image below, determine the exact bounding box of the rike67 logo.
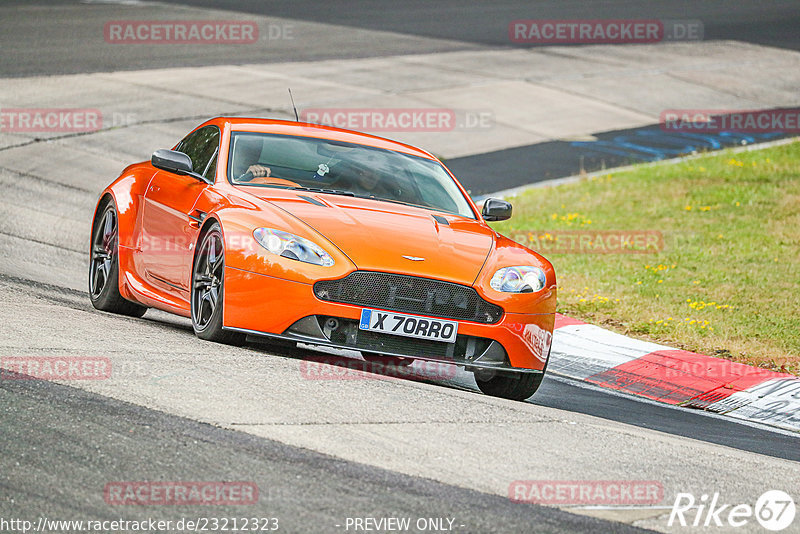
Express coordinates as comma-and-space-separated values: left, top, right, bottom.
669, 490, 795, 531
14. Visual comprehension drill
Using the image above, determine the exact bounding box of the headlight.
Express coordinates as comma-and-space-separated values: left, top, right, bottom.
490, 266, 546, 293
253, 228, 334, 267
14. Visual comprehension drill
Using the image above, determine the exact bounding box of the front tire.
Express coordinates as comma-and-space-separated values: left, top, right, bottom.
89, 201, 147, 317
475, 370, 544, 401
191, 223, 245, 345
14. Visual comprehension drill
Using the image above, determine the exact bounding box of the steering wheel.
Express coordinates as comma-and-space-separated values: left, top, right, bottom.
243, 176, 302, 187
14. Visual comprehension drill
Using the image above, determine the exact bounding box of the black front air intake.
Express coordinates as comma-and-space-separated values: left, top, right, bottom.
313, 271, 503, 324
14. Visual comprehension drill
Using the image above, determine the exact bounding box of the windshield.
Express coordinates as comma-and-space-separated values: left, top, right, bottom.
227, 132, 475, 219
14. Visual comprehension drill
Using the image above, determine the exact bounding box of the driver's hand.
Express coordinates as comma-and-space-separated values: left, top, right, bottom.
247, 165, 271, 178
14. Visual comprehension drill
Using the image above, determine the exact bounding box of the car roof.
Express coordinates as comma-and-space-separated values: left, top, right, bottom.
202, 117, 437, 161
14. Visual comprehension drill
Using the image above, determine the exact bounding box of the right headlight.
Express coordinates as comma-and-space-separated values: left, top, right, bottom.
490, 266, 547, 293
253, 228, 335, 267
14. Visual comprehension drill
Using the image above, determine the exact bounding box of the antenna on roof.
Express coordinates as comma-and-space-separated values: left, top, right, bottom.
288, 88, 299, 122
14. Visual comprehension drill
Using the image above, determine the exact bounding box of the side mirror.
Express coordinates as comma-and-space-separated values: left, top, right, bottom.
151, 149, 212, 184
151, 149, 193, 174
482, 198, 512, 221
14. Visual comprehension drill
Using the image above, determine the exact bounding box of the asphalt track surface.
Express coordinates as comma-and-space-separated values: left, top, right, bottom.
2, 1, 799, 77
2, 368, 642, 534
5, 274, 800, 465
2, 2, 800, 533
1, 273, 799, 533
160, 0, 800, 51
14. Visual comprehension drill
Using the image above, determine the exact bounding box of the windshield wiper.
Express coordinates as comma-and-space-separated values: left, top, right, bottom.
291, 186, 356, 197
351, 195, 429, 210
292, 187, 440, 213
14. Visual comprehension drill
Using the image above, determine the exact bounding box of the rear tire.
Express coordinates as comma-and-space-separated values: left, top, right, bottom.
191, 223, 246, 346
475, 370, 544, 401
89, 201, 147, 318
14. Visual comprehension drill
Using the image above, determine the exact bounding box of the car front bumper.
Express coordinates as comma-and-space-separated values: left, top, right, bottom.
223, 267, 554, 372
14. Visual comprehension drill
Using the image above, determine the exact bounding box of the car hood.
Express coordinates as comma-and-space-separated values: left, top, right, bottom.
257, 192, 494, 285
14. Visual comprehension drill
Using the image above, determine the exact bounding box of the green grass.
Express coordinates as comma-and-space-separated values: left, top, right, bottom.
490, 140, 800, 374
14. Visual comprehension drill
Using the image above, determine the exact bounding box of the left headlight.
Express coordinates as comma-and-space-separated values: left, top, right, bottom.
253, 228, 335, 267
490, 266, 547, 293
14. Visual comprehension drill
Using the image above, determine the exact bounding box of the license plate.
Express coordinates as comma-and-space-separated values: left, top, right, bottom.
359, 309, 458, 343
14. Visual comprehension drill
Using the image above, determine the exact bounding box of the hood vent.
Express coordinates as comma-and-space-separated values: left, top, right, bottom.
297, 195, 327, 207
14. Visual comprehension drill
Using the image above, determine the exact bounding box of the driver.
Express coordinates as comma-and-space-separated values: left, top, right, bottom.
232, 136, 271, 181
327, 160, 418, 204
347, 161, 409, 201
353, 164, 382, 193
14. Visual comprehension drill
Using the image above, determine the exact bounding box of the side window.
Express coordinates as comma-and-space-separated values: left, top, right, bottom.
175, 126, 220, 177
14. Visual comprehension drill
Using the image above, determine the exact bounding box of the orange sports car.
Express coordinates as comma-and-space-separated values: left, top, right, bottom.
89, 117, 556, 400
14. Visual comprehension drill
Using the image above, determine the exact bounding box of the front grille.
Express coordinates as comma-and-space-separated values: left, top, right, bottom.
314, 271, 503, 324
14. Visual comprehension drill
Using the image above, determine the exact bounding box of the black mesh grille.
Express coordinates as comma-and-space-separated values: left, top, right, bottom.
314, 271, 503, 324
